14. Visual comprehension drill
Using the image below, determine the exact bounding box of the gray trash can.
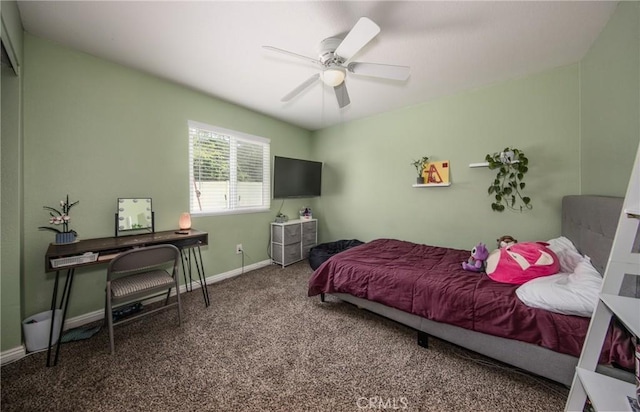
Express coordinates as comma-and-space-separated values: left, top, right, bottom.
22, 309, 62, 352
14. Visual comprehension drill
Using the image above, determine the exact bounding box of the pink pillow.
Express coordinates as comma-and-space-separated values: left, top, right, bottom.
485, 242, 560, 284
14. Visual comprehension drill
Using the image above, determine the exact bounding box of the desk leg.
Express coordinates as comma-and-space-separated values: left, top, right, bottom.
46, 271, 62, 367
180, 250, 192, 292
179, 246, 209, 307
53, 269, 75, 365
192, 245, 210, 307
46, 268, 75, 367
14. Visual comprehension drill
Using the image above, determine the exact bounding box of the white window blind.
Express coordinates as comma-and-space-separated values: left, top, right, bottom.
188, 121, 270, 215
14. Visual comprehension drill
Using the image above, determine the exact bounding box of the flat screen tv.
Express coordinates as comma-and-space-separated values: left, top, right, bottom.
273, 156, 322, 198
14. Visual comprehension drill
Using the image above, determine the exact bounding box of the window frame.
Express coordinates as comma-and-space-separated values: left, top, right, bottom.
188, 120, 271, 216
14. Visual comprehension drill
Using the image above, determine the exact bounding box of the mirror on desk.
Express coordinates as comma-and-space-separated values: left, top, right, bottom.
116, 198, 154, 236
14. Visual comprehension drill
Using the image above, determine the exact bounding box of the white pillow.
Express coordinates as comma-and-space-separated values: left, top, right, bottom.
546, 236, 583, 273
515, 257, 602, 317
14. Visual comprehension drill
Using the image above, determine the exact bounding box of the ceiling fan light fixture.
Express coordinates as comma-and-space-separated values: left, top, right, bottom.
322, 67, 346, 87
265, 17, 407, 109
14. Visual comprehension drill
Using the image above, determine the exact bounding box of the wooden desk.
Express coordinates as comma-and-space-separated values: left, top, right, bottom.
44, 229, 209, 366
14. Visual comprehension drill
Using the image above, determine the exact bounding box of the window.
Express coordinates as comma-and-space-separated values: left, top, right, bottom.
188, 120, 270, 215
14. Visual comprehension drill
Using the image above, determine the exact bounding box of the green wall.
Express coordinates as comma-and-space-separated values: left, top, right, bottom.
312, 65, 580, 250
1, 64, 22, 352
20, 34, 312, 325
580, 1, 639, 195
1, 0, 24, 353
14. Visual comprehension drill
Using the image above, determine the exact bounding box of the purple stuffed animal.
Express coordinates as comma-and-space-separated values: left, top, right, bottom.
462, 243, 489, 272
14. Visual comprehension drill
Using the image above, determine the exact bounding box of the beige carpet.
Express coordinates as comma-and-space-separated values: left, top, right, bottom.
1, 261, 568, 411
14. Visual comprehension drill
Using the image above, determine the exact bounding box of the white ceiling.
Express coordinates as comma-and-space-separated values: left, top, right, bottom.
17, 1, 617, 131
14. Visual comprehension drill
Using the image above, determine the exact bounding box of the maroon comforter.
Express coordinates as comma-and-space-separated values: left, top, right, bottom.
308, 239, 633, 369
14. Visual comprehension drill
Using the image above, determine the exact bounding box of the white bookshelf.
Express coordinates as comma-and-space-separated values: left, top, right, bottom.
600, 294, 640, 337
575, 368, 636, 411
565, 146, 640, 411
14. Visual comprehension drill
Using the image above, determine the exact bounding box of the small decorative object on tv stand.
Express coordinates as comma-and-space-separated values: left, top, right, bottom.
299, 207, 312, 220
275, 213, 288, 223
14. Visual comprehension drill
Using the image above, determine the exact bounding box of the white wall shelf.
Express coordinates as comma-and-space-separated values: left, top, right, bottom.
468, 160, 520, 168
412, 183, 451, 187
468, 162, 489, 168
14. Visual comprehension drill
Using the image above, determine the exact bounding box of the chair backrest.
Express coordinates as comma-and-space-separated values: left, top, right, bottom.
107, 244, 180, 280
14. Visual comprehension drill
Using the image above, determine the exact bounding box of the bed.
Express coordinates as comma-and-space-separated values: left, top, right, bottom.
308, 195, 637, 386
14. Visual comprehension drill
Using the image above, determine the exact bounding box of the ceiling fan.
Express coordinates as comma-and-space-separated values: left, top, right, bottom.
263, 17, 410, 109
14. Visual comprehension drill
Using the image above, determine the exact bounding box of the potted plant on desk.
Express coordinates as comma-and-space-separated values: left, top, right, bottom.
38, 195, 79, 244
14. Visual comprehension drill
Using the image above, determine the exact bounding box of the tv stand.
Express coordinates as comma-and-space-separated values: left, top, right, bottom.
270, 219, 317, 267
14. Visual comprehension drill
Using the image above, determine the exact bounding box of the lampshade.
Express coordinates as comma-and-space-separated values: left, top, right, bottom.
322, 67, 346, 87
179, 213, 191, 230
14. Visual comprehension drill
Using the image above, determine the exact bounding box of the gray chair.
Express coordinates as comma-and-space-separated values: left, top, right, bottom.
105, 244, 182, 354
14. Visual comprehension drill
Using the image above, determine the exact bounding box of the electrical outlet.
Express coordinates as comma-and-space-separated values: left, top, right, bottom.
236, 244, 243, 254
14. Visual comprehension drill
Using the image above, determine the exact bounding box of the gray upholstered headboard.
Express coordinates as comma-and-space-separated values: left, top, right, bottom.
562, 195, 639, 297
562, 195, 622, 274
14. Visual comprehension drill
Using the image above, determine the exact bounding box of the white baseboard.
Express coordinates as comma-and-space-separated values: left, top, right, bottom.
0, 259, 273, 365
200, 258, 272, 285
0, 345, 26, 366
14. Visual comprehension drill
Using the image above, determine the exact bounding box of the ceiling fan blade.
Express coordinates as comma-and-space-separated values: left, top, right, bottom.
282, 73, 320, 102
263, 46, 322, 66
334, 82, 350, 108
335, 17, 380, 62
347, 62, 410, 81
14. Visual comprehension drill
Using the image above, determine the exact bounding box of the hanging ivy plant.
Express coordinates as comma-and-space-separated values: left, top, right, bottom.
485, 147, 532, 212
